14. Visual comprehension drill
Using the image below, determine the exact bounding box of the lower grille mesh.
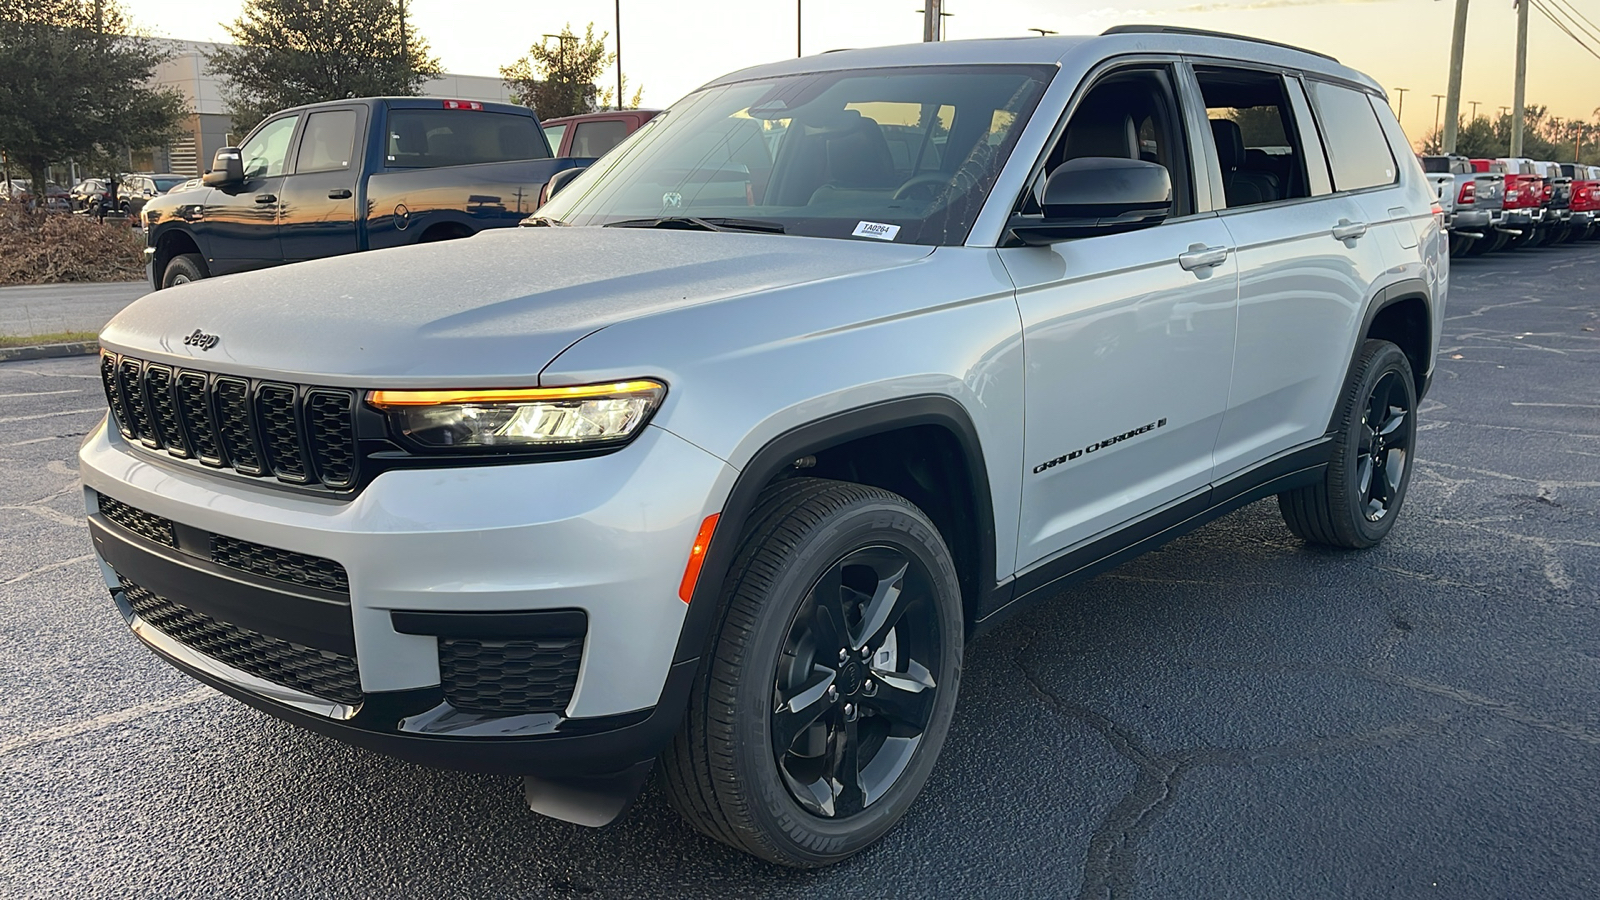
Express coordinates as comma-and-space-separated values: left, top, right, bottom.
121, 576, 362, 705
439, 637, 582, 715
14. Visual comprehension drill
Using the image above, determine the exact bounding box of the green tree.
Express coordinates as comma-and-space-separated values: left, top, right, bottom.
0, 0, 185, 203
207, 0, 442, 136
501, 23, 612, 119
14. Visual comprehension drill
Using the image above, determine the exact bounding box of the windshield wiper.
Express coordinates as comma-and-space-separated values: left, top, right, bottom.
604, 216, 785, 235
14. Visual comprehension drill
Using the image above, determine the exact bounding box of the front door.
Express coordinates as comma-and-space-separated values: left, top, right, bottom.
202, 113, 298, 274
1004, 63, 1239, 575
279, 106, 366, 262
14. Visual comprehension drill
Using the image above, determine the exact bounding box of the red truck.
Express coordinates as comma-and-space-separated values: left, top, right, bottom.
541, 109, 661, 159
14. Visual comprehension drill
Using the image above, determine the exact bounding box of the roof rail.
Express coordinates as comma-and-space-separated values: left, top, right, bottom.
1101, 25, 1339, 63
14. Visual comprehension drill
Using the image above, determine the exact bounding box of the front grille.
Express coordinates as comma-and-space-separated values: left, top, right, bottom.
439, 637, 583, 715
97, 494, 176, 548
211, 534, 349, 593
95, 492, 350, 595
98, 352, 357, 492
121, 575, 362, 705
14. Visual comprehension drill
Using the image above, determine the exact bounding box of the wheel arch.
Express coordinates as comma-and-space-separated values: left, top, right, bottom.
672, 395, 1000, 668
1329, 278, 1434, 433
151, 227, 208, 284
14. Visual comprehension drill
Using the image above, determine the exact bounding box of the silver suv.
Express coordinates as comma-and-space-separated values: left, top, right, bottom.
82, 26, 1444, 866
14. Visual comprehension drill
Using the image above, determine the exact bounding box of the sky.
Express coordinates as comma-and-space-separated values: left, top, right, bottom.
124, 0, 1600, 142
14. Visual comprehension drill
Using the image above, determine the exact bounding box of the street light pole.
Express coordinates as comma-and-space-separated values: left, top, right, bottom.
797, 0, 802, 57
616, 0, 623, 108
1027, 27, 1057, 37
922, 1, 943, 42
1432, 93, 1446, 140
1469, 100, 1481, 121
399, 0, 408, 77
1393, 87, 1409, 123
1512, 0, 1529, 156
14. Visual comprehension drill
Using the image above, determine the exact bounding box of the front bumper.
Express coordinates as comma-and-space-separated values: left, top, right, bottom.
81, 418, 735, 774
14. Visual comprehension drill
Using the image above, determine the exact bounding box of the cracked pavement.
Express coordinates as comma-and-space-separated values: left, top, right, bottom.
1, 245, 1597, 898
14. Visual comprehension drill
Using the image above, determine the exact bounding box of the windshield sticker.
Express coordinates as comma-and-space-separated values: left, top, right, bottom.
852, 221, 900, 241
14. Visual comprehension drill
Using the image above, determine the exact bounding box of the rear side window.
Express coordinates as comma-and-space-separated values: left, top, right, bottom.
571, 119, 630, 157
1308, 82, 1397, 191
1194, 67, 1314, 208
386, 109, 549, 168
297, 109, 358, 173
543, 123, 568, 154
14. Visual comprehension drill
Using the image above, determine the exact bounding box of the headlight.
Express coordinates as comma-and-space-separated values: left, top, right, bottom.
367, 379, 666, 451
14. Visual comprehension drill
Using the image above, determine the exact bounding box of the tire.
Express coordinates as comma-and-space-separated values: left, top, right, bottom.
160, 253, 205, 288
1279, 339, 1418, 549
660, 477, 963, 867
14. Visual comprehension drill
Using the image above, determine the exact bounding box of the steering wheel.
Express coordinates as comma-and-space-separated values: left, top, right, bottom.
892, 173, 951, 202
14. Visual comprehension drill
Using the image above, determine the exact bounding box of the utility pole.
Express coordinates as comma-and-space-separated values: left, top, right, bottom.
398, 0, 408, 76
616, 0, 623, 108
1442, 0, 1469, 152
1393, 87, 1409, 122
1512, 0, 1528, 156
921, 1, 946, 42
1432, 93, 1446, 138
797, 0, 802, 56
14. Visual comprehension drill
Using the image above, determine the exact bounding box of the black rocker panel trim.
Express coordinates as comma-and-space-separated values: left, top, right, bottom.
673, 394, 999, 667
976, 438, 1332, 636
391, 608, 587, 639
91, 517, 356, 656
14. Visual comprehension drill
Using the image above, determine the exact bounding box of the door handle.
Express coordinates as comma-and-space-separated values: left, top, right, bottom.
254, 193, 277, 204
1331, 219, 1368, 240
327, 189, 352, 199
1177, 244, 1230, 271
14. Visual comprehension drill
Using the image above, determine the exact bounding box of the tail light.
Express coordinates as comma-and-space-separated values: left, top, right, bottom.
1457, 182, 1476, 205
442, 100, 483, 111
1542, 183, 1554, 202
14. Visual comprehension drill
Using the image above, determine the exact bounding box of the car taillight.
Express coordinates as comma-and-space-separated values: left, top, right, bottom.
1543, 184, 1554, 202
442, 99, 483, 110
1457, 182, 1476, 205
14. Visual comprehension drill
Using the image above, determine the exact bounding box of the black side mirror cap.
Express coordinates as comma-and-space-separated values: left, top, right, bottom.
1009, 156, 1173, 246
202, 148, 244, 187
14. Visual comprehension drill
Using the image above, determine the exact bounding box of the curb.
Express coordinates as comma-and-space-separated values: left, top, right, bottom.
0, 341, 99, 363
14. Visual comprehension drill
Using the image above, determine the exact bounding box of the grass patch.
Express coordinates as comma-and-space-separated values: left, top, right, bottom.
0, 330, 98, 348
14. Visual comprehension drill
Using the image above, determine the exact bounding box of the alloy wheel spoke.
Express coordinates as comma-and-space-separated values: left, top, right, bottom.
830, 716, 865, 818
773, 666, 837, 752
863, 665, 937, 730
808, 566, 848, 653
1357, 454, 1374, 497
852, 560, 910, 650
1384, 449, 1407, 497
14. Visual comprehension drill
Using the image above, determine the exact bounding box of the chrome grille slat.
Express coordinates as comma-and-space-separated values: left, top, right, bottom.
96, 353, 358, 492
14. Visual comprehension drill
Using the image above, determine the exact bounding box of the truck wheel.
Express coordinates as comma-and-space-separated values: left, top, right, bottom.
1279, 340, 1417, 549
161, 253, 206, 288
660, 477, 963, 867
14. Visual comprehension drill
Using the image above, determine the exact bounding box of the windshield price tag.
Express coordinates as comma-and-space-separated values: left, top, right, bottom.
851, 221, 901, 241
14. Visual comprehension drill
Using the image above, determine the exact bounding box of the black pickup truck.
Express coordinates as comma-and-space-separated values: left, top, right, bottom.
141, 97, 581, 288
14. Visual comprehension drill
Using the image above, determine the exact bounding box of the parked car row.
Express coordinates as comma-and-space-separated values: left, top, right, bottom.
68, 173, 191, 217
0, 179, 71, 211
1424, 153, 1600, 255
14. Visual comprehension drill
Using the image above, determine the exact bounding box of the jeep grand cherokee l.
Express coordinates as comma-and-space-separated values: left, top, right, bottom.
82, 26, 1443, 867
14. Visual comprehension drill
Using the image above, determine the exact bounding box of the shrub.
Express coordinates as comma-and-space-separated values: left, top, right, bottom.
0, 207, 144, 285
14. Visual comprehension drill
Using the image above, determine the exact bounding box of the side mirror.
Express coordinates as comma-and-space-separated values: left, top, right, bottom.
1009, 157, 1172, 246
202, 148, 244, 187
545, 165, 588, 201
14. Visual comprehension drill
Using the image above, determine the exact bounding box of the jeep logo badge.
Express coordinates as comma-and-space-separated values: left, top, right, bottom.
183, 329, 220, 351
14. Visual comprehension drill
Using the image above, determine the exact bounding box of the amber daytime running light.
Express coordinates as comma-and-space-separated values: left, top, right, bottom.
367, 380, 666, 449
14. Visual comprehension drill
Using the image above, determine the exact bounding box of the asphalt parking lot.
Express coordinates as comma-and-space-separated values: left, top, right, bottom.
1, 246, 1597, 899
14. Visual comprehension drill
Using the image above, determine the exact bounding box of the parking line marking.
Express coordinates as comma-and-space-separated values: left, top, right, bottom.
0, 389, 83, 399
1, 553, 95, 586
0, 687, 216, 757
0, 407, 103, 425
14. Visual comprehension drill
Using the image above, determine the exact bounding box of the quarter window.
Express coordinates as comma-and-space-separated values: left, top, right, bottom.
240, 115, 300, 179
570, 119, 631, 157
1307, 82, 1397, 191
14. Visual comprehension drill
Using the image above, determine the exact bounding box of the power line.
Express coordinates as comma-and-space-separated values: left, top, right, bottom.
1531, 0, 1600, 62
1544, 0, 1600, 48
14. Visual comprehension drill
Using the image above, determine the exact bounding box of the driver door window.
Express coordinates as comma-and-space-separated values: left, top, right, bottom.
241, 116, 300, 179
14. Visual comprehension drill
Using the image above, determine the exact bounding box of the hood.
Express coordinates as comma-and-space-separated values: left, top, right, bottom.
101, 227, 932, 386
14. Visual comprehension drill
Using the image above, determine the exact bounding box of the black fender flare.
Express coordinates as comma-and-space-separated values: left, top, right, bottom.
1327, 276, 1434, 434
672, 394, 1000, 667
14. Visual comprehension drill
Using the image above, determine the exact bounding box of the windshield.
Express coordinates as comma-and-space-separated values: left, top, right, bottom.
152, 176, 186, 192
537, 64, 1055, 245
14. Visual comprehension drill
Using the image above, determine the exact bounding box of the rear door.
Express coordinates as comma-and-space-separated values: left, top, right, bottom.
1194, 65, 1393, 478
202, 113, 299, 273
278, 105, 367, 261
1005, 61, 1239, 574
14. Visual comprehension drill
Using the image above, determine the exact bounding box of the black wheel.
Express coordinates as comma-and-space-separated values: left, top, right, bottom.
660, 477, 963, 867
160, 253, 205, 288
1279, 340, 1418, 549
